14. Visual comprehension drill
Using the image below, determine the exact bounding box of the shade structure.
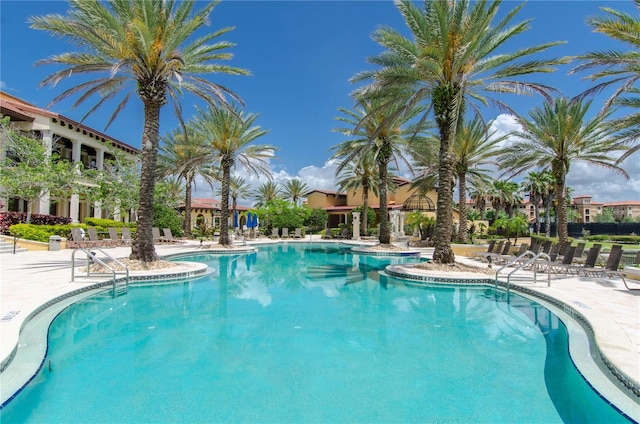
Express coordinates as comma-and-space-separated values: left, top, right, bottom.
233, 210, 239, 228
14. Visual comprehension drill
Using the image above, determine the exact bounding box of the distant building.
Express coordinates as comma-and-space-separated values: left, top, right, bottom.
0, 91, 140, 223
177, 198, 250, 230
305, 177, 456, 229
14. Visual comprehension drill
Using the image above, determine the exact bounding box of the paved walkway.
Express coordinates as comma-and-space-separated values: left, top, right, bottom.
1, 239, 639, 418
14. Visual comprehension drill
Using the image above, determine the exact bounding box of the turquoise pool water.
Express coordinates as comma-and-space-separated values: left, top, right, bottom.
0, 243, 632, 423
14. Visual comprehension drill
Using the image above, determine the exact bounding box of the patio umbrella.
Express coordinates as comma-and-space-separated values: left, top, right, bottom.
233, 210, 239, 228
247, 212, 255, 229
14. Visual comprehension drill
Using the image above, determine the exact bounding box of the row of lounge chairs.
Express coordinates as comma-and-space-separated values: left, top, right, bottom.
69, 227, 132, 249
270, 228, 303, 239
472, 239, 640, 290
69, 226, 184, 248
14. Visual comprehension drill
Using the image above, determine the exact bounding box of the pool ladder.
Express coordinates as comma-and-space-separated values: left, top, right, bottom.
71, 247, 130, 298
495, 251, 551, 295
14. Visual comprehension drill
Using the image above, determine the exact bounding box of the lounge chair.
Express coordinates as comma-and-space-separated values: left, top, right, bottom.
107, 227, 125, 247
496, 243, 529, 265
163, 228, 184, 243
549, 245, 577, 275
294, 228, 302, 239
87, 227, 112, 248
581, 245, 623, 278
281, 228, 290, 238
69, 227, 88, 249
471, 240, 496, 259
121, 227, 132, 246
563, 244, 602, 275
485, 241, 510, 264
152, 227, 166, 244
271, 228, 279, 239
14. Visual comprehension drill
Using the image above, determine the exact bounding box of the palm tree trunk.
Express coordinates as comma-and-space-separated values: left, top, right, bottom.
432, 84, 457, 264
362, 186, 369, 236
555, 172, 569, 246
378, 145, 391, 245
219, 160, 232, 245
130, 100, 161, 262
184, 175, 193, 238
457, 173, 468, 244
544, 198, 552, 238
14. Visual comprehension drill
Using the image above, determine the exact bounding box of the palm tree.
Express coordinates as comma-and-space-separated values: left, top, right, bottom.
571, 0, 640, 160
490, 180, 521, 219
498, 97, 629, 245
158, 124, 216, 237
332, 98, 425, 244
352, 0, 566, 263
469, 183, 492, 221
522, 171, 554, 235
335, 154, 380, 237
253, 181, 282, 207
413, 117, 504, 243
522, 171, 542, 236
30, 0, 248, 262
283, 178, 309, 206
194, 106, 274, 246
217, 176, 252, 224
155, 176, 185, 210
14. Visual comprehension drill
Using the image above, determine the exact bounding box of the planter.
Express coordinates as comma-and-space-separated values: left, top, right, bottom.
624, 266, 640, 282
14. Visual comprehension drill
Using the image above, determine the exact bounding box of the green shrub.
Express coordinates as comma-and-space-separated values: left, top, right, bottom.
84, 217, 133, 228
9, 224, 56, 243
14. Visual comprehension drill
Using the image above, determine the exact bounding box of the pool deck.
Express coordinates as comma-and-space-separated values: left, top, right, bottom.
1, 238, 639, 414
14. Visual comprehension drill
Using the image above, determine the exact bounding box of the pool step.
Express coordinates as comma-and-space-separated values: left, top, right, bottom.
0, 239, 28, 254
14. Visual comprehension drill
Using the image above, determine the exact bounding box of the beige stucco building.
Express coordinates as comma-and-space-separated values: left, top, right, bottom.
305, 177, 456, 232
1, 91, 140, 223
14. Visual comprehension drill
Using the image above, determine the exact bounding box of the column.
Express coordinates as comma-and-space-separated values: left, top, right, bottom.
70, 193, 80, 223
114, 199, 121, 222
390, 210, 399, 238
96, 148, 104, 170
93, 200, 102, 218
352, 212, 361, 241
72, 139, 82, 164
399, 211, 405, 236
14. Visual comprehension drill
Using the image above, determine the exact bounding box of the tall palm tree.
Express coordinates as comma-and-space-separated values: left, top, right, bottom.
283, 178, 309, 206
498, 97, 629, 245
571, 0, 640, 160
158, 124, 216, 237
194, 106, 274, 246
332, 98, 425, 244
253, 181, 282, 207
352, 0, 566, 262
30, 0, 248, 262
217, 176, 252, 223
335, 154, 380, 237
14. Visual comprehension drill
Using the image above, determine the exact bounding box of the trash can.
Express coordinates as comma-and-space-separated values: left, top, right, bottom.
49, 235, 62, 251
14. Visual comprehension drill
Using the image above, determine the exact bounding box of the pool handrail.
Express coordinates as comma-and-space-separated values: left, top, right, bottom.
495, 251, 552, 295
71, 247, 129, 298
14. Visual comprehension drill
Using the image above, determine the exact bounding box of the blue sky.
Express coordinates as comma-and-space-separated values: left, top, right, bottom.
1, 1, 638, 203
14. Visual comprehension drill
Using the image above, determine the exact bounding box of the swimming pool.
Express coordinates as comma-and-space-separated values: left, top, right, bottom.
0, 243, 633, 422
